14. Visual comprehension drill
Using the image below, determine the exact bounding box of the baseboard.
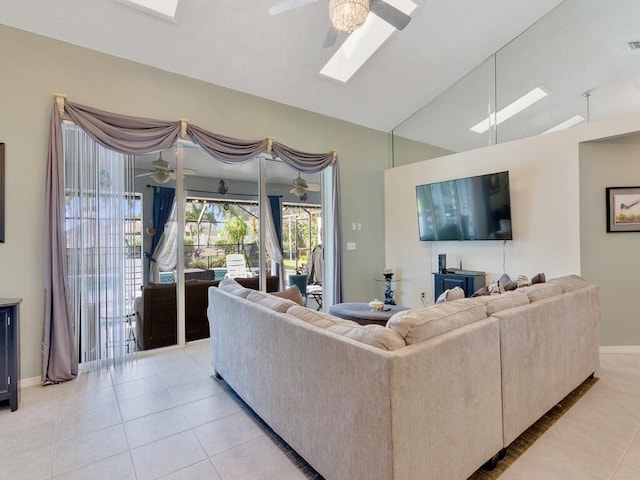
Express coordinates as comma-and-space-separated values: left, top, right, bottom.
19, 376, 42, 388
600, 345, 640, 354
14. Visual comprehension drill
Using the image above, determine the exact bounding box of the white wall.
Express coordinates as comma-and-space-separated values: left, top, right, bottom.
385, 114, 640, 314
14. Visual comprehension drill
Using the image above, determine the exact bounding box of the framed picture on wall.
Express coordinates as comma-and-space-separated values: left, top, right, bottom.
0, 143, 4, 243
606, 186, 640, 233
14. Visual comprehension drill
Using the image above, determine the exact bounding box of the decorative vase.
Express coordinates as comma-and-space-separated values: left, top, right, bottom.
383, 272, 396, 305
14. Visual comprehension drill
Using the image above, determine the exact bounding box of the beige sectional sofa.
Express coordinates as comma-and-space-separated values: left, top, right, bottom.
207, 275, 600, 480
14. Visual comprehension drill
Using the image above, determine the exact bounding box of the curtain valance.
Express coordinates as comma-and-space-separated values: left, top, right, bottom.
43, 97, 343, 384
186, 123, 268, 163
271, 141, 336, 173
64, 102, 181, 154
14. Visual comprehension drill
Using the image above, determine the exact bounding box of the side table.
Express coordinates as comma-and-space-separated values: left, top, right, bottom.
0, 298, 21, 411
328, 302, 408, 327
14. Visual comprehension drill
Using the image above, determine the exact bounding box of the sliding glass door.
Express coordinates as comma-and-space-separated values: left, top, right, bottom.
133, 143, 328, 351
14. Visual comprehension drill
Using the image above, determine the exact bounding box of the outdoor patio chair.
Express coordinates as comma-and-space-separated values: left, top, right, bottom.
225, 254, 252, 278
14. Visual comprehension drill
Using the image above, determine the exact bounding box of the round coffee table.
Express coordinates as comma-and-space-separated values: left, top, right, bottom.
328, 302, 408, 326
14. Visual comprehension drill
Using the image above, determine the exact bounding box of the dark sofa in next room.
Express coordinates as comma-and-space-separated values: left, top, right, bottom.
135, 275, 279, 350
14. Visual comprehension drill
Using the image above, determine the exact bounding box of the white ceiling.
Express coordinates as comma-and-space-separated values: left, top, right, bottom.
0, 0, 565, 134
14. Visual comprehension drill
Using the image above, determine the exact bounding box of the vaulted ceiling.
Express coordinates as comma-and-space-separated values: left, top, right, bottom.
2, 0, 639, 155
0, 0, 564, 134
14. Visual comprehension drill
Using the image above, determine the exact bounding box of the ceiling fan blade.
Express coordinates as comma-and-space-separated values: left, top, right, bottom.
322, 25, 339, 49
135, 172, 155, 177
306, 183, 321, 192
184, 168, 198, 176
269, 0, 319, 16
369, 0, 412, 30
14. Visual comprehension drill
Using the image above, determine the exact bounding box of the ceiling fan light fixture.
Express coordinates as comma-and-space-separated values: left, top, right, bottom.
290, 185, 307, 197
151, 171, 171, 184
329, 0, 369, 33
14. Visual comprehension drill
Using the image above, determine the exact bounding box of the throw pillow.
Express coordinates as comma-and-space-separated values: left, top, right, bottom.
435, 286, 465, 304
516, 275, 531, 288
270, 285, 305, 306
471, 286, 489, 297
499, 273, 517, 291
531, 272, 546, 284
487, 279, 504, 295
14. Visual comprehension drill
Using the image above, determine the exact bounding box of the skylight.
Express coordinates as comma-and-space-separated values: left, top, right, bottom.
114, 0, 180, 19
470, 86, 549, 134
542, 114, 585, 134
320, 0, 417, 83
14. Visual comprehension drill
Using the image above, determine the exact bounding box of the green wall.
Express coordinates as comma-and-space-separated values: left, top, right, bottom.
580, 136, 640, 346
390, 133, 454, 167
0, 25, 391, 380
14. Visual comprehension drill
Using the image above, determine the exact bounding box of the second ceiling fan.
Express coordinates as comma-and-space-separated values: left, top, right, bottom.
136, 152, 198, 184
285, 173, 321, 201
269, 0, 412, 48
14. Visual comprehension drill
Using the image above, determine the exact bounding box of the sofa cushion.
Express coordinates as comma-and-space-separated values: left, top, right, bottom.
516, 283, 563, 303
287, 306, 406, 351
472, 291, 530, 315
387, 300, 487, 345
288, 306, 357, 329
218, 278, 252, 298
246, 290, 298, 313
548, 275, 587, 293
270, 285, 305, 306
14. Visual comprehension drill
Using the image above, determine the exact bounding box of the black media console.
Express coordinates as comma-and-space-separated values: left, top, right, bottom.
0, 298, 21, 411
433, 270, 486, 301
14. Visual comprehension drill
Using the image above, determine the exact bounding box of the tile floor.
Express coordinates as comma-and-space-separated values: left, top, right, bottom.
1, 344, 639, 480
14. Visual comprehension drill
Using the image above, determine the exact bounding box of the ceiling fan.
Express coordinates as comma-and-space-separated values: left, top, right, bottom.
289, 173, 320, 200
136, 152, 198, 184
269, 0, 412, 48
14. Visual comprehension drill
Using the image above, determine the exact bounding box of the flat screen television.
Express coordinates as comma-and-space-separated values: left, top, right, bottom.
416, 171, 512, 241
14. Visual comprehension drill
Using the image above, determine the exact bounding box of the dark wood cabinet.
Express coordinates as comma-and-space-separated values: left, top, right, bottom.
0, 298, 21, 411
434, 271, 486, 301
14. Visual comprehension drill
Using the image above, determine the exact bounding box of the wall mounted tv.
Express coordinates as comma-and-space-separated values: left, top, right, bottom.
416, 171, 513, 241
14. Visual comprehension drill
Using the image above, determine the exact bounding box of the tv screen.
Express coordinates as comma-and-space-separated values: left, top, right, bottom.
416, 171, 512, 241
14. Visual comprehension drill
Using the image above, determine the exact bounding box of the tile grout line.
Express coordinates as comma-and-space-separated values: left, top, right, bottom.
609, 422, 640, 480
50, 379, 70, 479
110, 366, 139, 480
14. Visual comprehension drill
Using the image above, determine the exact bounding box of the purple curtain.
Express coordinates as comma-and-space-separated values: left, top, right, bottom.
65, 102, 181, 153
271, 142, 335, 172
43, 102, 182, 383
44, 99, 342, 383
186, 124, 268, 162
42, 105, 77, 384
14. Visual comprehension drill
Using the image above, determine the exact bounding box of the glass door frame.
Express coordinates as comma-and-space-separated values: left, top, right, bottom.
173, 146, 331, 347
